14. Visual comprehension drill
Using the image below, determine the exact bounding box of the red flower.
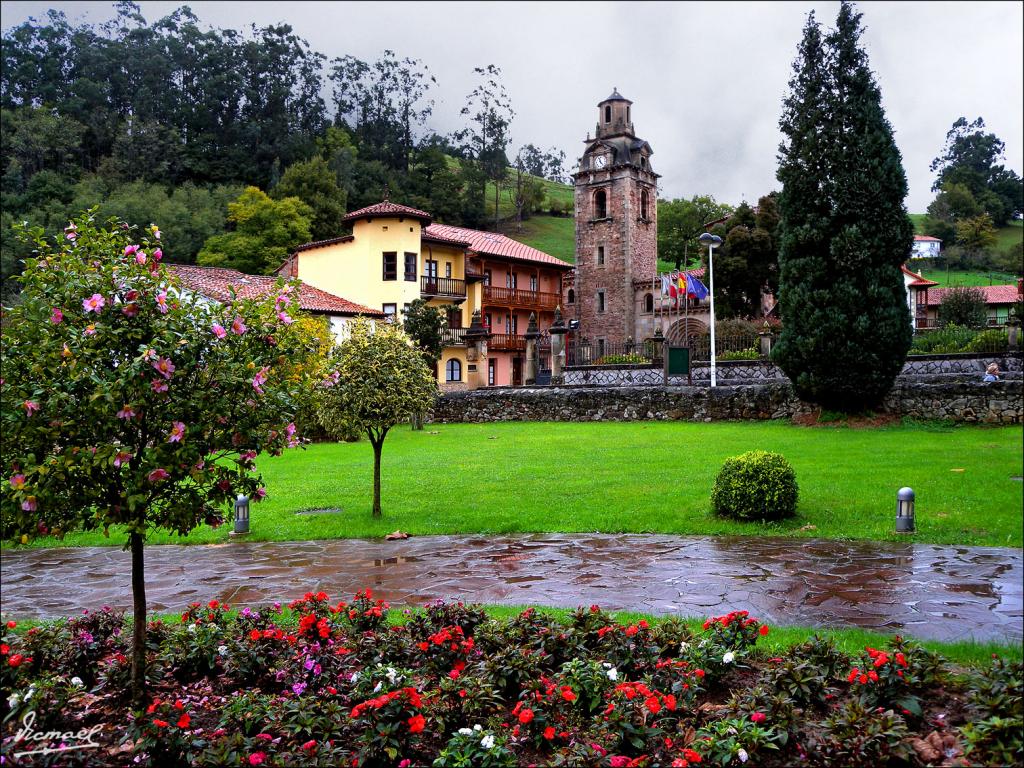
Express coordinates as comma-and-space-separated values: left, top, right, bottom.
759, 624, 770, 636
249, 754, 267, 767
751, 711, 766, 724
153, 719, 169, 728
302, 740, 317, 752
560, 686, 577, 702
543, 726, 556, 740
518, 708, 535, 724
177, 714, 190, 728
249, 629, 261, 642
5, 621, 16, 629
7, 654, 24, 667
407, 714, 426, 734
645, 696, 661, 714
625, 624, 639, 637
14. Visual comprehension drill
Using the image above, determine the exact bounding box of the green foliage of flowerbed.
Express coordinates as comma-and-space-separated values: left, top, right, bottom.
1, 594, 1020, 766
717, 347, 761, 361
712, 451, 799, 522
909, 325, 1009, 355
595, 354, 651, 365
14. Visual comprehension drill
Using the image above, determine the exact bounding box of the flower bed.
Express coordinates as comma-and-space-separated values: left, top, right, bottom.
1, 592, 1021, 766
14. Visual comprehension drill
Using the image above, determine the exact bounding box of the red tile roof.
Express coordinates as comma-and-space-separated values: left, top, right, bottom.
169, 264, 384, 317
914, 235, 941, 242
902, 264, 939, 287
925, 284, 1021, 307
342, 200, 432, 224
424, 224, 571, 269
293, 234, 354, 253
421, 229, 471, 248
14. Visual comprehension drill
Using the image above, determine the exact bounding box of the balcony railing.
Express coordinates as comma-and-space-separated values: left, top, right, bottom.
483, 285, 560, 310
442, 327, 468, 346
421, 276, 467, 298
489, 333, 527, 351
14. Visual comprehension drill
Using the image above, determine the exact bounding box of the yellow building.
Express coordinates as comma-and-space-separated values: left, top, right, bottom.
278, 198, 572, 389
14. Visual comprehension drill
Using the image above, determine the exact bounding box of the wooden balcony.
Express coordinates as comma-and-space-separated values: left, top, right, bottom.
483, 285, 560, 309
442, 327, 468, 346
488, 333, 527, 352
421, 276, 467, 299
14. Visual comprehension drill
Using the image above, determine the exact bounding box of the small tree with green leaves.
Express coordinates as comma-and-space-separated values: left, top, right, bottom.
937, 286, 988, 329
0, 212, 317, 708
317, 317, 437, 517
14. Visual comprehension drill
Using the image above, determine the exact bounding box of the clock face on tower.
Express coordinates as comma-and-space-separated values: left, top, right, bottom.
593, 154, 607, 169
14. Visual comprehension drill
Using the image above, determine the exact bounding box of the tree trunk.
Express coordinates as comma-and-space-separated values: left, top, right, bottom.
130, 531, 147, 709
371, 438, 383, 517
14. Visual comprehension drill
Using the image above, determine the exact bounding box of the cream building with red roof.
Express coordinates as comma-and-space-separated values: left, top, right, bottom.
277, 198, 572, 389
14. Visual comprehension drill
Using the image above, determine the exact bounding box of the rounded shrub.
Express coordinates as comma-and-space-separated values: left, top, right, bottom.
711, 450, 798, 522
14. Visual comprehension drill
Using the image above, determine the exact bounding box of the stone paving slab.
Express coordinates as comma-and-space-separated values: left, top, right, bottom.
1, 535, 1021, 643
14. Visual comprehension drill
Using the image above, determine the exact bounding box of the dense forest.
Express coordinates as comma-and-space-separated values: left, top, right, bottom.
1, 1, 568, 297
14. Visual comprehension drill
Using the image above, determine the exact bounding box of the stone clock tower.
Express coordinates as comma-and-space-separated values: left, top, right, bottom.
571, 88, 659, 349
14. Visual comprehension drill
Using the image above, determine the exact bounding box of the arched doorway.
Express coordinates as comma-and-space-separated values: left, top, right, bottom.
665, 318, 708, 345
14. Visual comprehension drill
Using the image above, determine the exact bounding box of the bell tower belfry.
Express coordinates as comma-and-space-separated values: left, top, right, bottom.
572, 89, 659, 349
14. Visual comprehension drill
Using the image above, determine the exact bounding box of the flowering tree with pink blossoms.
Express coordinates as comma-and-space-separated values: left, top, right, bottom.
0, 211, 318, 707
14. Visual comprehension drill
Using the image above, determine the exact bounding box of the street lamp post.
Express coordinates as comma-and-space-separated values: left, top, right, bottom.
698, 233, 723, 387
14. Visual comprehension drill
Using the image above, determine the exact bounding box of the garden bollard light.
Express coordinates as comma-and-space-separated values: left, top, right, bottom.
233, 494, 250, 536
896, 487, 915, 533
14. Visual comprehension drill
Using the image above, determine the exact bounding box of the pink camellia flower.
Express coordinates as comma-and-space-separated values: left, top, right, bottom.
21, 496, 37, 512
23, 400, 39, 416
153, 248, 163, 261
117, 405, 136, 420
285, 423, 296, 437
50, 308, 63, 324
124, 245, 140, 257
135, 252, 147, 265
152, 357, 175, 379
275, 293, 290, 307
155, 291, 169, 314
152, 227, 161, 240
113, 451, 132, 468
122, 303, 139, 318
254, 487, 266, 500
249, 753, 266, 766
147, 468, 170, 483
252, 366, 269, 394
168, 421, 186, 443
82, 294, 106, 313
151, 379, 169, 394
211, 323, 227, 339
9, 474, 26, 490
84, 324, 97, 336
277, 311, 293, 325
231, 317, 247, 335
125, 290, 139, 302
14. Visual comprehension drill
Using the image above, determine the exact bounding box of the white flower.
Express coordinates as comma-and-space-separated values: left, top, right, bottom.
8, 694, 19, 707
187, 623, 198, 634
606, 666, 619, 681
218, 645, 228, 657
481, 733, 495, 750
372, 681, 382, 693
70, 676, 84, 687
679, 641, 689, 653
737, 748, 749, 763
385, 666, 399, 684
473, 724, 482, 731
458, 727, 474, 736
723, 651, 735, 664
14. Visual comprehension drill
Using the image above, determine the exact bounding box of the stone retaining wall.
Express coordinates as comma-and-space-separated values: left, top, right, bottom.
430, 379, 1022, 424
562, 353, 1022, 387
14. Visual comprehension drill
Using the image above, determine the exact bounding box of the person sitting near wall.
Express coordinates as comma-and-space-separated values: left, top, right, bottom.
983, 362, 1000, 382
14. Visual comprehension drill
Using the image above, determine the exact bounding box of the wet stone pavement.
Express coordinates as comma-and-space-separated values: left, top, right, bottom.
1, 534, 1021, 644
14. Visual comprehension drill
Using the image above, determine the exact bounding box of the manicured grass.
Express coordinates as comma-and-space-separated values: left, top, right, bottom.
498, 214, 576, 263
19, 420, 1023, 549
994, 218, 1023, 252
912, 266, 1020, 287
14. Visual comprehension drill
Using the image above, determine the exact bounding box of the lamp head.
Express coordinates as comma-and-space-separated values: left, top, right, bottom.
698, 233, 723, 248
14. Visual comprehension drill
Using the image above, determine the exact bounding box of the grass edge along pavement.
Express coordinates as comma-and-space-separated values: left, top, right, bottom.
11, 420, 1022, 550
1, 595, 1021, 767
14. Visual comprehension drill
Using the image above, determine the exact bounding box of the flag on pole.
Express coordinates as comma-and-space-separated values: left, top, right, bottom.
661, 274, 671, 295
668, 275, 678, 299
684, 272, 709, 300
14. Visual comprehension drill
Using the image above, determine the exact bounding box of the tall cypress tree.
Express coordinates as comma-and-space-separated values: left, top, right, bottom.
773, 2, 913, 411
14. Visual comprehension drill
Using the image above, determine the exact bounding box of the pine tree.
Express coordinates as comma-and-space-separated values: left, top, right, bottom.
773, 2, 913, 411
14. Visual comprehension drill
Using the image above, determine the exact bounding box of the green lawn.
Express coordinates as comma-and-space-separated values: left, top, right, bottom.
19, 421, 1023, 549
498, 214, 576, 263
911, 266, 1020, 287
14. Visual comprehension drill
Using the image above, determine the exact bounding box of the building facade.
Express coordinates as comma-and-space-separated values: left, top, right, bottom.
279, 199, 571, 390
911, 235, 942, 258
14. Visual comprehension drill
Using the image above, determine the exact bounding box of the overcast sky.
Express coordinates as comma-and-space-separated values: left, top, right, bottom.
3, 1, 1022, 213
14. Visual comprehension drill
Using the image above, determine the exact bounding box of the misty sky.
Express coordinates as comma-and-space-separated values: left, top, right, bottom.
3, 1, 1022, 213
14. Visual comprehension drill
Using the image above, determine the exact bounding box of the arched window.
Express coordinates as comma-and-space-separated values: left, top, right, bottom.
594, 190, 607, 219
567, 288, 575, 304
445, 359, 462, 382
604, 105, 611, 123
644, 293, 654, 312
640, 189, 649, 219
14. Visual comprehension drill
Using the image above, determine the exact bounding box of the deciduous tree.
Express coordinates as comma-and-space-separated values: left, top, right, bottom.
271, 156, 348, 241
937, 286, 987, 329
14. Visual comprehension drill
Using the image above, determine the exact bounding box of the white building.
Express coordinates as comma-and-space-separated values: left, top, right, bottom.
911, 235, 941, 258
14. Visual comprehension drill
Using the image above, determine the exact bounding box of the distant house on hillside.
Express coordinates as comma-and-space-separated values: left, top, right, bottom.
169, 264, 384, 342
924, 281, 1023, 329
902, 264, 940, 330
911, 235, 942, 259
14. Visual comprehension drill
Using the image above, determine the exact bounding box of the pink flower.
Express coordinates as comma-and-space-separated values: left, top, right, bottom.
147, 468, 170, 483
117, 405, 136, 420
153, 248, 163, 261
248, 753, 266, 766
285, 422, 296, 437
153, 228, 161, 240
65, 230, 77, 241
275, 294, 290, 307
252, 366, 269, 394
168, 421, 186, 443
152, 357, 175, 379
155, 291, 168, 314
82, 294, 106, 313
23, 400, 39, 416
211, 323, 227, 339
84, 324, 97, 336
254, 487, 266, 500
277, 311, 293, 325
751, 711, 767, 724
50, 308, 63, 324
21, 496, 37, 512
135, 252, 147, 265
9, 474, 26, 490
125, 290, 139, 302
231, 317, 247, 335
122, 303, 139, 318
113, 451, 132, 468
151, 379, 169, 394
124, 245, 140, 257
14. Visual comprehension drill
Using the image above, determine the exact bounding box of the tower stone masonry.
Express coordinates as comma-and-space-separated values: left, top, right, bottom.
571, 88, 659, 349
